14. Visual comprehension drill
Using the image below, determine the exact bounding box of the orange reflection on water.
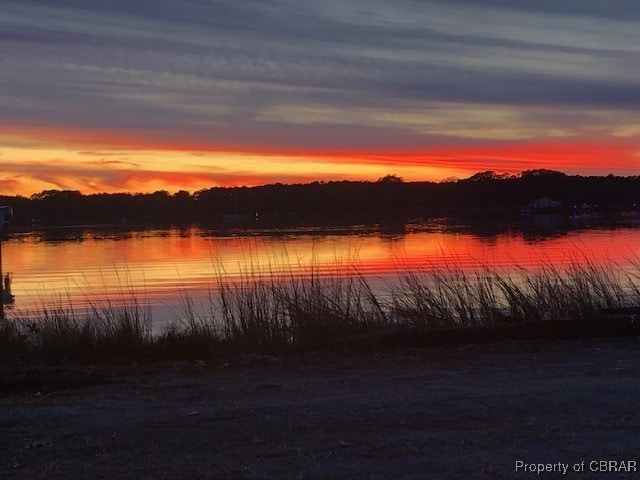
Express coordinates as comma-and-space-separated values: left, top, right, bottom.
4, 225, 640, 320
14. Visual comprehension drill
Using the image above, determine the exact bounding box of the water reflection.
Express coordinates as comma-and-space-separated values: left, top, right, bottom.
3, 217, 640, 322
522, 212, 564, 231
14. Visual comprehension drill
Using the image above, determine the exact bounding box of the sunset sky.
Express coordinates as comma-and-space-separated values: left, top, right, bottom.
2, 0, 640, 196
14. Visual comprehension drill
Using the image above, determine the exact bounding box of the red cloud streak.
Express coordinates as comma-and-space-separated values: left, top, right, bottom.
3, 124, 639, 194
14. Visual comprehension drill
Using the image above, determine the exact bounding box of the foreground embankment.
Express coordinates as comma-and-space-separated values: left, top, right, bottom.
2, 337, 639, 479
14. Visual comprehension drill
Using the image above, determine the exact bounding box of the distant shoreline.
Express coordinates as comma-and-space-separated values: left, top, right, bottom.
3, 170, 639, 227
4, 208, 638, 243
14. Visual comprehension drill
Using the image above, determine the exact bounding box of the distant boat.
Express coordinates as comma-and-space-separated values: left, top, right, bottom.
573, 203, 596, 214
221, 192, 252, 224
522, 197, 563, 214
222, 213, 249, 224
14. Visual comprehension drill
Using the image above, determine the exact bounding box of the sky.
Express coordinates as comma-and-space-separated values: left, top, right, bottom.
1, 0, 640, 196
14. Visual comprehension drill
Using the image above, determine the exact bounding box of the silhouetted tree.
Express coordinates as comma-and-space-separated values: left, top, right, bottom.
377, 174, 404, 183
2, 171, 639, 227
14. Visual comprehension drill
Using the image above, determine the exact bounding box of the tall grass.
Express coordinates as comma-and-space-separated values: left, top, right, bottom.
391, 257, 638, 327
2, 302, 153, 364
2, 256, 640, 365
217, 267, 389, 351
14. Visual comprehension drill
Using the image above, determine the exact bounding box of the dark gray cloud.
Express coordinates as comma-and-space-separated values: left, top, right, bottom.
430, 0, 640, 21
2, 0, 640, 149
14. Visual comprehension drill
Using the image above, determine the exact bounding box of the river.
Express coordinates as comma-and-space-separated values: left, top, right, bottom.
3, 214, 640, 326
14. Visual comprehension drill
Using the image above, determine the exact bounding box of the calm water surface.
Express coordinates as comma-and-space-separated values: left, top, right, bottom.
3, 217, 640, 324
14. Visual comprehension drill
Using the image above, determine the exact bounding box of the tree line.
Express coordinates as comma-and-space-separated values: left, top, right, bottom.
2, 170, 639, 227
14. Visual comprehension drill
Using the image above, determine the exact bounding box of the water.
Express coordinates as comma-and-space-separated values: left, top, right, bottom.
3, 216, 640, 324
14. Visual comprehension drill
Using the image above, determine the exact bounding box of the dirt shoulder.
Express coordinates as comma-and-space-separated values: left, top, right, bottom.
2, 338, 640, 479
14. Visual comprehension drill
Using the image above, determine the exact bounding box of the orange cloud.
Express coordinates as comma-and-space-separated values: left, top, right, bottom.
1, 123, 638, 196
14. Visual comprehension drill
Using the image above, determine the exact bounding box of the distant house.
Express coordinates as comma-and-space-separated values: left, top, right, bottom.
522, 197, 562, 213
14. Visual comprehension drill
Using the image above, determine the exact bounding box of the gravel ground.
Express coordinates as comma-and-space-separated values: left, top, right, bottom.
2, 338, 640, 479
